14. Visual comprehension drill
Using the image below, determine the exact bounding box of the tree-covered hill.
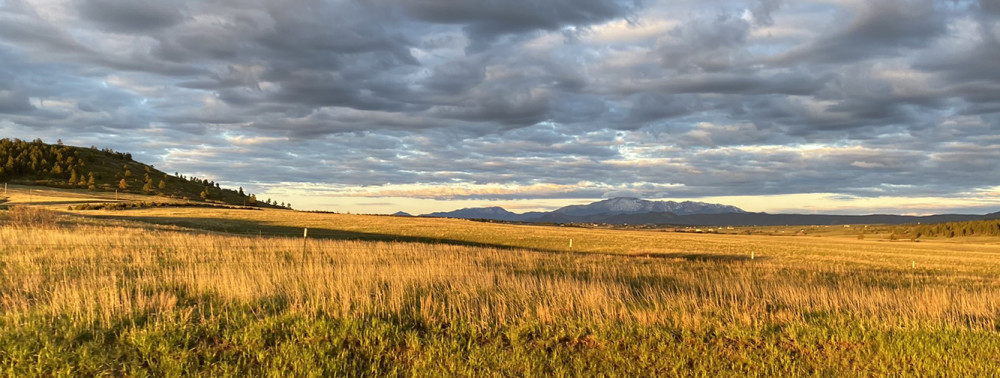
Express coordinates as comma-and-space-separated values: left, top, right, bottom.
0, 138, 289, 208
906, 219, 1000, 239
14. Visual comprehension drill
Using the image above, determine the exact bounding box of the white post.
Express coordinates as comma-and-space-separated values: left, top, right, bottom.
751, 251, 755, 260
302, 228, 309, 256
569, 238, 573, 248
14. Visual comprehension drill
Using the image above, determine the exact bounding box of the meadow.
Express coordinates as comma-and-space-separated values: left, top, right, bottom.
1, 188, 999, 375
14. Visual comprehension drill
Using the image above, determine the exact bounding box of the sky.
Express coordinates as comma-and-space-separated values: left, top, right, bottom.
1, 0, 999, 215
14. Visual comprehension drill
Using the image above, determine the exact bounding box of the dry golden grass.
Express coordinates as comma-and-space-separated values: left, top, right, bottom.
1, 184, 191, 207
2, 219, 998, 332
4, 202, 1000, 374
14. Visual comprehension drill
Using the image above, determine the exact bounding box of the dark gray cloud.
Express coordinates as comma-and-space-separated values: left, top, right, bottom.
0, 90, 34, 113
776, 0, 948, 64
0, 0, 998, 212
77, 0, 185, 33
750, 0, 783, 26
387, 0, 639, 51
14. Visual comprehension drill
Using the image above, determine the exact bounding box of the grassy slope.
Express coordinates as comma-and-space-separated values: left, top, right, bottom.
2, 188, 1000, 375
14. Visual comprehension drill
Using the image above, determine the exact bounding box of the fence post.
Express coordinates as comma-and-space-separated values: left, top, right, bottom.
302, 227, 309, 258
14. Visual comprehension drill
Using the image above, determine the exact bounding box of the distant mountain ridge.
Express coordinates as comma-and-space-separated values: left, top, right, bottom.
423, 206, 541, 222
421, 197, 747, 223
552, 197, 744, 216
419, 197, 998, 226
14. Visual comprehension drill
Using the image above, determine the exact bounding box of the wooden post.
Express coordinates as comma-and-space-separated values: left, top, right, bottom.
301, 227, 310, 274
303, 227, 309, 256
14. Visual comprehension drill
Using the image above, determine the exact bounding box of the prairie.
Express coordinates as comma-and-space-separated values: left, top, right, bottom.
1, 188, 999, 375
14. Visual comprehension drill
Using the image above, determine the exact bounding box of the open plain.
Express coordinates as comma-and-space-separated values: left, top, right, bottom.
1, 187, 999, 375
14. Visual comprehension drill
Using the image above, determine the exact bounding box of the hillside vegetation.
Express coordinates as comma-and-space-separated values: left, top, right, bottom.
906, 219, 1000, 238
1, 193, 1000, 375
0, 138, 288, 208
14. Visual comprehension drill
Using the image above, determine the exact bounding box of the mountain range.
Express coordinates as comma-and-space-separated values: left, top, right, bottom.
422, 197, 745, 223
421, 197, 998, 226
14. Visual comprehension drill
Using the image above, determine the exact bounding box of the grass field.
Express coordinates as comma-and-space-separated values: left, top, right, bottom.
2, 187, 1000, 375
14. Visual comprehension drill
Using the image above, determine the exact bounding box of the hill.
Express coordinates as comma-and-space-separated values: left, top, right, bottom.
0, 138, 287, 208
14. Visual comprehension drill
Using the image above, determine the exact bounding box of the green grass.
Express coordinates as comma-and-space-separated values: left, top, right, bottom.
4, 308, 999, 376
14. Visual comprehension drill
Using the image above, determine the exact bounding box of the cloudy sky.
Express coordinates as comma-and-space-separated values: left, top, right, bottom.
1, 0, 998, 215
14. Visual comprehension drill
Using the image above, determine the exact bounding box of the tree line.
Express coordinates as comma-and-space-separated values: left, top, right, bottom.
0, 138, 87, 184
907, 219, 1000, 238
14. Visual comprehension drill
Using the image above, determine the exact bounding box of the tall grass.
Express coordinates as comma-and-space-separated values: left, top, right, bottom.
3, 224, 999, 330
5, 206, 58, 227
1, 220, 999, 374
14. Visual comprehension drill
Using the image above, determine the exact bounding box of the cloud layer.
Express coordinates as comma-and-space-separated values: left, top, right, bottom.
1, 0, 998, 212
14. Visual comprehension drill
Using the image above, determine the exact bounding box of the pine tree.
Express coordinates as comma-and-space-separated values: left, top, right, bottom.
158, 179, 166, 190
87, 173, 96, 191
119, 178, 128, 190
68, 170, 78, 186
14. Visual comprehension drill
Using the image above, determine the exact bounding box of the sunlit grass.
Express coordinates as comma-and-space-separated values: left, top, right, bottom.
2, 184, 191, 207
2, 207, 1000, 374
